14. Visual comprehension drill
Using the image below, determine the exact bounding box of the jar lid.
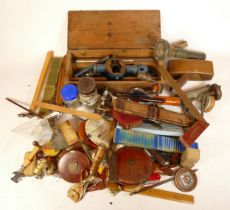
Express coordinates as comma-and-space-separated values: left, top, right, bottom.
78, 77, 96, 95
61, 84, 79, 101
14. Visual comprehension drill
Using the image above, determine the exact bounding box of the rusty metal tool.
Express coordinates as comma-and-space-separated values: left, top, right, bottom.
11, 141, 40, 183
117, 93, 181, 106
154, 39, 206, 60
74, 55, 111, 77
6, 97, 41, 118
183, 84, 222, 115
184, 84, 222, 101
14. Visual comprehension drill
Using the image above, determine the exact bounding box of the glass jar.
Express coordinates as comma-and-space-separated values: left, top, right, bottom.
77, 77, 99, 107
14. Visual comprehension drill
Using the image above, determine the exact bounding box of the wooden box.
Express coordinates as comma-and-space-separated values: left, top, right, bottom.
64, 10, 161, 92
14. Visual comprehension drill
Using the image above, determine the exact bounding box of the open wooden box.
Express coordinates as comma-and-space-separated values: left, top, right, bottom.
64, 10, 161, 92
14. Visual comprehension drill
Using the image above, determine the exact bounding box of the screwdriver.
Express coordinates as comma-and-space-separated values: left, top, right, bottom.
117, 93, 181, 106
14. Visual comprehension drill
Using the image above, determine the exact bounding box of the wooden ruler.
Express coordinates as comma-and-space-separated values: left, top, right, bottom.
34, 101, 102, 120
108, 182, 194, 204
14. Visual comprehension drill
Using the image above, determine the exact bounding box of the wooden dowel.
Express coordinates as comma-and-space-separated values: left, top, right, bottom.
108, 183, 194, 204
34, 101, 102, 120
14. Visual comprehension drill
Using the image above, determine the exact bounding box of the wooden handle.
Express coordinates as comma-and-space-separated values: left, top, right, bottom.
23, 146, 40, 168
90, 146, 106, 176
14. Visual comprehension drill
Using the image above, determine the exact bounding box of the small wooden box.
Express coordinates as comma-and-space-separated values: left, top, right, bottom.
64, 10, 161, 92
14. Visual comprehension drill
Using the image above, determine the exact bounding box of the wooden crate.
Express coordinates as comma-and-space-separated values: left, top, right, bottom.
64, 10, 161, 92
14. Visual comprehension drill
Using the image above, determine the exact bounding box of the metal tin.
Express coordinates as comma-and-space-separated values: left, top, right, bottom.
77, 77, 99, 107
115, 147, 153, 185
58, 150, 90, 183
174, 167, 197, 192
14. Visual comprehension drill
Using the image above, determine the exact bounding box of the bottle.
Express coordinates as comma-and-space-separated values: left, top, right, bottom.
60, 82, 95, 121
59, 84, 81, 130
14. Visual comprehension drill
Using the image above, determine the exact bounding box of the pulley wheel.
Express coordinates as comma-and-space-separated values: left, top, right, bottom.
174, 167, 197, 192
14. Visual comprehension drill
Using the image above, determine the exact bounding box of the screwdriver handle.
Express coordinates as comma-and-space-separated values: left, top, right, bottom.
130, 177, 174, 195
153, 96, 181, 106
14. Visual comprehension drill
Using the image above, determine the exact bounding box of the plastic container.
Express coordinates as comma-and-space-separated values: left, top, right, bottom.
61, 84, 79, 108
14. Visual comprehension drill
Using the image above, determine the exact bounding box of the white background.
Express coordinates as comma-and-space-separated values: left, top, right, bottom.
1, 0, 230, 209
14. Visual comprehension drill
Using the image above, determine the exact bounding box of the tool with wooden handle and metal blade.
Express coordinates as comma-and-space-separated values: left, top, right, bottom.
130, 168, 197, 195
11, 141, 40, 183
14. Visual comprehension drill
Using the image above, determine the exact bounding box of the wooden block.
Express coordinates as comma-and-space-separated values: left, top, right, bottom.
181, 120, 209, 146
181, 148, 200, 168
168, 59, 214, 80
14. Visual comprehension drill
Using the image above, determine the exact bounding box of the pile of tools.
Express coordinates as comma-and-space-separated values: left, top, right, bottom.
8, 39, 222, 204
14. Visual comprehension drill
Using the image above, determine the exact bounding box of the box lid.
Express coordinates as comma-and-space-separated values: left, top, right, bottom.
68, 10, 161, 50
